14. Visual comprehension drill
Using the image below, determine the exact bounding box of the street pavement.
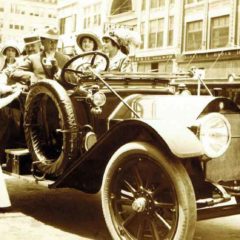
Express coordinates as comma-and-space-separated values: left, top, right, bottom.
1, 174, 240, 240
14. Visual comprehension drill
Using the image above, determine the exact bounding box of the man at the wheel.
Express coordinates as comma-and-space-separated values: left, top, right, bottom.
11, 26, 70, 84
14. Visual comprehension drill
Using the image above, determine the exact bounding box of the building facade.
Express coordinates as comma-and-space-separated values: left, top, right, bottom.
58, 0, 240, 79
0, 0, 58, 48
58, 0, 106, 55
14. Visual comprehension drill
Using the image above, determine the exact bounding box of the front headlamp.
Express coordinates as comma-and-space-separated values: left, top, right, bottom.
196, 113, 231, 158
92, 92, 106, 107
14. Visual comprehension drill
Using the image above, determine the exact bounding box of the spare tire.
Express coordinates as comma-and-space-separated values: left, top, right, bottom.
24, 80, 79, 176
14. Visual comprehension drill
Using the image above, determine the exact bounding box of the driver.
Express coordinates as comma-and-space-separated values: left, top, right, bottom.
75, 31, 106, 73
11, 26, 70, 84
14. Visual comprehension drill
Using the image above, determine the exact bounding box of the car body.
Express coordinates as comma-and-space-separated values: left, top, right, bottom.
4, 52, 240, 240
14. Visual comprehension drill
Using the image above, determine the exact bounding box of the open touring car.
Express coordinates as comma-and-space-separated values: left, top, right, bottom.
2, 51, 240, 240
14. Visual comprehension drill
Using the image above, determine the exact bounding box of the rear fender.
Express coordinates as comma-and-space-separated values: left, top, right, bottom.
51, 119, 203, 192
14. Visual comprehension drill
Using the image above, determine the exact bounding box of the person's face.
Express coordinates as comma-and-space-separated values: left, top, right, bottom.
102, 38, 115, 54
81, 37, 95, 52
25, 42, 41, 55
5, 47, 17, 59
41, 38, 58, 53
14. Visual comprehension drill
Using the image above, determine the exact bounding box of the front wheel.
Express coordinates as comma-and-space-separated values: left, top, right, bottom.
101, 142, 196, 240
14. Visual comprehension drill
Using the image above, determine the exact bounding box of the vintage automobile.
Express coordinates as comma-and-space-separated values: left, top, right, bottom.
3, 51, 240, 240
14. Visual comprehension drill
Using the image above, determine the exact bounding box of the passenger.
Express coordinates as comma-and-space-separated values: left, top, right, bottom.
0, 82, 22, 165
102, 31, 132, 72
0, 84, 22, 108
0, 41, 21, 85
23, 33, 41, 56
11, 26, 70, 84
75, 31, 106, 72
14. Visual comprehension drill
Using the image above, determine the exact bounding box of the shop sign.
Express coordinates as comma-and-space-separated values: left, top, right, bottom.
103, 22, 134, 33
133, 55, 174, 62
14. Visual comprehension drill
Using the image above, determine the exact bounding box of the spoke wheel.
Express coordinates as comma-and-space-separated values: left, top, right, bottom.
102, 142, 196, 240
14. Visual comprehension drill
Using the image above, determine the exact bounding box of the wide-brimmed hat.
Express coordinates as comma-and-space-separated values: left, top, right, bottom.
23, 33, 41, 45
102, 31, 130, 54
76, 32, 102, 50
1, 41, 21, 57
40, 26, 59, 40
102, 32, 120, 48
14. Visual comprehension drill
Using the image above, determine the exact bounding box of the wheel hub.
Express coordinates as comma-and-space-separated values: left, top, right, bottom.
132, 197, 147, 212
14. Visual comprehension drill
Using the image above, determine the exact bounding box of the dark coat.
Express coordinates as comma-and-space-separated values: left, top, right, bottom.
11, 51, 70, 81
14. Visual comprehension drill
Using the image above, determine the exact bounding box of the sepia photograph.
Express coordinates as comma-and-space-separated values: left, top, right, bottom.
0, 0, 240, 239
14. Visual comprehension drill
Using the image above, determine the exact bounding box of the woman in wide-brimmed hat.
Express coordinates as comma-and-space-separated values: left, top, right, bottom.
75, 31, 106, 72
76, 31, 102, 52
102, 31, 132, 72
0, 41, 21, 85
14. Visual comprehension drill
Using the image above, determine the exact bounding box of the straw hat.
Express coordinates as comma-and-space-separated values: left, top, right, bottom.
23, 33, 41, 45
40, 26, 59, 40
76, 31, 102, 50
102, 31, 130, 54
1, 41, 21, 57
102, 32, 120, 48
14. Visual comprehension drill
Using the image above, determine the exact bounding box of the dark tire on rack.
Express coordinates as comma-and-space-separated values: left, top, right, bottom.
24, 80, 79, 176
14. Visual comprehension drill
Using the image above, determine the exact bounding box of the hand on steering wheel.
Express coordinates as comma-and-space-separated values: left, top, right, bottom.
60, 51, 110, 88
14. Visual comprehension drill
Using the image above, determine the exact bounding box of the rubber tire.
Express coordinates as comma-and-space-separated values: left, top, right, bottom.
24, 80, 78, 176
101, 141, 196, 240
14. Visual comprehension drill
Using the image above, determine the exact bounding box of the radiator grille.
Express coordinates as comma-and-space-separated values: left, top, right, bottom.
206, 113, 240, 182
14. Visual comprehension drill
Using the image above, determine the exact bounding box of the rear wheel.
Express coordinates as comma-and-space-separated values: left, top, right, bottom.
24, 80, 79, 176
101, 142, 196, 240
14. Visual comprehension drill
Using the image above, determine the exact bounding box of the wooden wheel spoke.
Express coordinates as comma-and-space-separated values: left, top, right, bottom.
154, 201, 175, 209
150, 221, 161, 240
137, 218, 147, 240
120, 190, 134, 200
117, 198, 133, 206
123, 180, 137, 194
132, 165, 144, 189
122, 211, 138, 227
154, 212, 171, 230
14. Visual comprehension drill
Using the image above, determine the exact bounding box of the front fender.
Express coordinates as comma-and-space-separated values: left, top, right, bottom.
144, 119, 204, 158
51, 119, 203, 192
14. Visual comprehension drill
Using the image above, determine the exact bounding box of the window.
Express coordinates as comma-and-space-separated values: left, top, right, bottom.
210, 15, 229, 49
140, 22, 145, 49
168, 16, 174, 46
97, 15, 101, 25
148, 18, 164, 48
185, 20, 202, 51
111, 0, 132, 15
151, 62, 159, 72
142, 0, 146, 10
59, 15, 76, 34
150, 0, 165, 9
186, 0, 203, 3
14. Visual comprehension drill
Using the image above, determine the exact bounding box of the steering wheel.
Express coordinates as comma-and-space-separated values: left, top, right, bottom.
60, 51, 109, 88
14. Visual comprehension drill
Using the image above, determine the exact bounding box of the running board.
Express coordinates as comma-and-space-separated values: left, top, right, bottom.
197, 202, 240, 221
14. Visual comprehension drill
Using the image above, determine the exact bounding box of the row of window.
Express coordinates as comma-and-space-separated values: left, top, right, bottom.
84, 14, 101, 29
9, 24, 24, 30
83, 3, 102, 28
141, 16, 174, 49
186, 15, 229, 51
142, 0, 175, 11
10, 4, 56, 18
139, 14, 230, 51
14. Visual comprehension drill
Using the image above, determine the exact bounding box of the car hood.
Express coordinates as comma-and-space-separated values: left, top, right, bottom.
109, 95, 224, 126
